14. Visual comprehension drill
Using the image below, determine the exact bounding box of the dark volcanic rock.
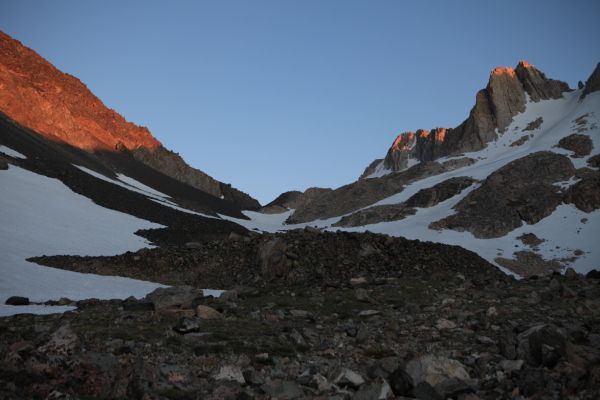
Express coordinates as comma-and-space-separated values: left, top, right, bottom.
557, 134, 593, 157
581, 62, 600, 99
0, 155, 7, 169
5, 296, 29, 306
430, 152, 576, 238
564, 170, 600, 212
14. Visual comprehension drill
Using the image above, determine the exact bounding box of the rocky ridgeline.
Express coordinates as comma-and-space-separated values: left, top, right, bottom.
0, 31, 259, 208
287, 158, 474, 224
4, 229, 600, 399
380, 61, 570, 173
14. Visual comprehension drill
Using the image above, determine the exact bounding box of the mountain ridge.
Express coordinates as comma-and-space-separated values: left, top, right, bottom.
0, 30, 260, 209
377, 60, 571, 174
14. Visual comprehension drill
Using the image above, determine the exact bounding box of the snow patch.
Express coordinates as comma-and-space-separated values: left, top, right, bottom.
0, 165, 166, 316
0, 145, 26, 159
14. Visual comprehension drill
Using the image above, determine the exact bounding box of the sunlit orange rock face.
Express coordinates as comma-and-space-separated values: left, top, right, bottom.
0, 31, 160, 152
380, 60, 570, 172
0, 31, 261, 208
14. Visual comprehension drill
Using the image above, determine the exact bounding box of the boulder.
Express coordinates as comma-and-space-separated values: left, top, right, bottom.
173, 317, 202, 334
517, 324, 568, 367
261, 380, 303, 399
354, 378, 394, 400
586, 270, 600, 279
144, 286, 203, 311
587, 154, 600, 168
388, 367, 414, 396
39, 323, 79, 355
195, 305, 224, 320
214, 365, 245, 384
5, 296, 29, 305
257, 238, 289, 279
333, 368, 366, 388
564, 170, 600, 212
557, 134, 593, 157
405, 355, 471, 394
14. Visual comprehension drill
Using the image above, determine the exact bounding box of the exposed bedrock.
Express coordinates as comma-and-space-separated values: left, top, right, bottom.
430, 152, 576, 238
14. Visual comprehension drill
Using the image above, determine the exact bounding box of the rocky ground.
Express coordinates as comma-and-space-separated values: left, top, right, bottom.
3, 230, 600, 399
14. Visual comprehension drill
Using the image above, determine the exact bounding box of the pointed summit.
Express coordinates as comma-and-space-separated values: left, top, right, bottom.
515, 59, 570, 101
372, 61, 571, 172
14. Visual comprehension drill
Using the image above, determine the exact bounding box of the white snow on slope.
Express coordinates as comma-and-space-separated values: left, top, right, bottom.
116, 173, 171, 198
75, 165, 171, 200
0, 145, 26, 159
75, 165, 220, 219
0, 165, 166, 316
363, 160, 391, 179
227, 89, 600, 275
148, 198, 220, 219
219, 209, 341, 233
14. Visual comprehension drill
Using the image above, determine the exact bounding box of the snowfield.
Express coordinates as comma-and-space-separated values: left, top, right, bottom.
229, 89, 600, 275
0, 165, 166, 316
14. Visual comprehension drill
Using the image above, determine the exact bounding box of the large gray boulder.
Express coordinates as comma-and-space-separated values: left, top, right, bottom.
144, 286, 203, 311
517, 324, 568, 367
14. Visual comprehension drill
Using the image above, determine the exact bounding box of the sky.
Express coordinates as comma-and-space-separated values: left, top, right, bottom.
1, 1, 599, 204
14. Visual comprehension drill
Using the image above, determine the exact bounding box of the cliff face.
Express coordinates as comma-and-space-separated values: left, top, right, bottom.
382, 61, 570, 172
0, 31, 259, 209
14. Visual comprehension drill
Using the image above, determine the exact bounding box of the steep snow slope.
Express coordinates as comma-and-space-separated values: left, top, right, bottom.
0, 165, 166, 316
227, 89, 600, 275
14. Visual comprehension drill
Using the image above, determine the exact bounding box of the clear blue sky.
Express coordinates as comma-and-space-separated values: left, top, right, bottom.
1, 1, 599, 204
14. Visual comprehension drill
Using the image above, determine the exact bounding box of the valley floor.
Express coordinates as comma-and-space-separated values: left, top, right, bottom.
3, 230, 599, 399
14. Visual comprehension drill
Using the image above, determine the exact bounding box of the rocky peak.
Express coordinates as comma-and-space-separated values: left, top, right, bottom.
379, 60, 570, 172
0, 31, 161, 153
0, 31, 259, 208
487, 65, 527, 132
515, 60, 570, 102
